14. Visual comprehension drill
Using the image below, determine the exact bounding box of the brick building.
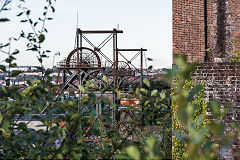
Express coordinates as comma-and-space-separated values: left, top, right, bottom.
173, 1, 240, 159
173, 0, 240, 62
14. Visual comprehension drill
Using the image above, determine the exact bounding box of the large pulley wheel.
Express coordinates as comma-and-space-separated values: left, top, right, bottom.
112, 61, 132, 76
110, 61, 132, 89
66, 47, 101, 76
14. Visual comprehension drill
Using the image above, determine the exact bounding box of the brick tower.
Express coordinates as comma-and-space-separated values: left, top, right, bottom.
173, 0, 240, 62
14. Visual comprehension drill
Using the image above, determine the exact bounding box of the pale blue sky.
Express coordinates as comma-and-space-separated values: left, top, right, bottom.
1, 0, 172, 69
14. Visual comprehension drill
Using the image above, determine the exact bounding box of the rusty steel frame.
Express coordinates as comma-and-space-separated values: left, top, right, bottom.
117, 48, 147, 86
55, 28, 147, 123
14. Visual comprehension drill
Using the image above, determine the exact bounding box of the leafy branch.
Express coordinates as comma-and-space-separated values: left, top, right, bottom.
0, 0, 11, 13
17, 0, 55, 68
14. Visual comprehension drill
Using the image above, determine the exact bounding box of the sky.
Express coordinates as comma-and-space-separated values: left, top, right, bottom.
0, 0, 172, 69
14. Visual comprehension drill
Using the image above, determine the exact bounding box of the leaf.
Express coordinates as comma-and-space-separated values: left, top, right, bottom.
6, 80, 10, 87
160, 90, 166, 99
0, 18, 10, 22
47, 17, 53, 20
136, 88, 140, 96
2, 121, 10, 130
174, 54, 187, 69
38, 58, 42, 63
0, 65, 6, 72
103, 75, 108, 83
20, 20, 27, 23
103, 97, 109, 104
230, 122, 239, 130
33, 22, 38, 27
12, 49, 20, 55
146, 137, 155, 148
115, 88, 121, 94
144, 100, 150, 106
5, 56, 16, 63
79, 85, 85, 92
51, 6, 55, 13
38, 34, 45, 43
0, 115, 2, 124
126, 146, 140, 160
26, 10, 31, 15
208, 122, 224, 137
11, 70, 22, 77
0, 128, 10, 137
111, 104, 117, 109
143, 78, 150, 88
41, 54, 49, 58
0, 43, 9, 48
151, 90, 158, 97
174, 131, 185, 141
140, 88, 148, 94
16, 12, 24, 16
20, 31, 25, 38
202, 141, 215, 152
147, 58, 153, 61
71, 113, 79, 120
57, 154, 63, 159
148, 65, 153, 70
27, 47, 38, 51
9, 56, 15, 61
208, 100, 221, 118
102, 86, 109, 93
45, 69, 52, 76
187, 85, 203, 102
120, 94, 127, 99
9, 63, 17, 67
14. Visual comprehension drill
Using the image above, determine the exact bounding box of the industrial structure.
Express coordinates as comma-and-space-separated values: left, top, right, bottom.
53, 28, 147, 122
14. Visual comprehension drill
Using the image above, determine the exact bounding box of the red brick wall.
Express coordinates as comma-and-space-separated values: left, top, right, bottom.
173, 0, 240, 62
227, 1, 240, 57
206, 0, 217, 60
173, 0, 205, 62
193, 63, 240, 159
173, 1, 240, 159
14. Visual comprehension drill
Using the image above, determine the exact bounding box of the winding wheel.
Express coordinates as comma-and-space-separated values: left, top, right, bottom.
112, 61, 132, 76
65, 47, 101, 82
111, 61, 133, 89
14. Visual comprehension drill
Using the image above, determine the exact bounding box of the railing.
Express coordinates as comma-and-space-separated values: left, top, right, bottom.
56, 61, 102, 68
56, 61, 135, 76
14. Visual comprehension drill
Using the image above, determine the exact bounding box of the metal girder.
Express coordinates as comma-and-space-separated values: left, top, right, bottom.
77, 29, 123, 34
117, 49, 147, 52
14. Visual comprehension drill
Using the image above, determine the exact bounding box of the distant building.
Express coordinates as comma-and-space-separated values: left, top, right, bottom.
4, 66, 40, 72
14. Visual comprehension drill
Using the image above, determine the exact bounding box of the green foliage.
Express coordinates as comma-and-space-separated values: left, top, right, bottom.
171, 74, 207, 160
128, 78, 172, 159
0, 76, 139, 159
1, 1, 240, 159
230, 34, 240, 62
170, 55, 240, 159
117, 137, 163, 160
